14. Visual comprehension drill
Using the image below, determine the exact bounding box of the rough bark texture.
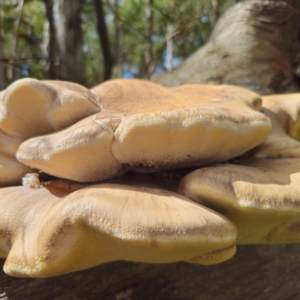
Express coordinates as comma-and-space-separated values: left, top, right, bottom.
152, 0, 300, 95
55, 0, 86, 85
1, 244, 300, 299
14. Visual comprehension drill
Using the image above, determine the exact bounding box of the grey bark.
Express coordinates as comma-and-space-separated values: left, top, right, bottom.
152, 0, 300, 95
54, 0, 86, 85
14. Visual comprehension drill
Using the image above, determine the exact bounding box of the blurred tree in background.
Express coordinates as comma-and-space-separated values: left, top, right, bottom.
0, 0, 238, 89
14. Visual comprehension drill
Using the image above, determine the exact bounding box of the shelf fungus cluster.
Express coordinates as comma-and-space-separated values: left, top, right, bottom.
0, 78, 299, 278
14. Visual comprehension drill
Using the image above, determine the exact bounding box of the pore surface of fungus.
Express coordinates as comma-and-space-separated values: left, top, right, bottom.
0, 179, 236, 278
179, 157, 300, 244
16, 79, 271, 182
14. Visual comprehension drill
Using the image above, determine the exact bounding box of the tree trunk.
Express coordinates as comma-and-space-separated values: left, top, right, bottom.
54, 0, 86, 85
113, 0, 123, 67
43, 0, 57, 79
1, 244, 300, 299
93, 0, 114, 81
151, 0, 300, 95
7, 0, 24, 83
0, 38, 6, 90
165, 24, 174, 71
210, 0, 220, 26
142, 0, 153, 79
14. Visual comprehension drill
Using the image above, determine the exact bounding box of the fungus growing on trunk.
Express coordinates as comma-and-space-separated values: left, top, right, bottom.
0, 78, 101, 139
16, 79, 271, 182
0, 179, 236, 278
254, 94, 300, 158
0, 130, 30, 186
0, 78, 102, 185
2, 77, 300, 279
179, 157, 300, 244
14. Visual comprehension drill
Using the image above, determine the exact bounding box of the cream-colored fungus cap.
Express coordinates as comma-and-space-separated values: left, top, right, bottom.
0, 78, 101, 139
254, 94, 300, 158
264, 94, 300, 140
0, 179, 236, 278
0, 130, 30, 186
95, 79, 271, 168
179, 157, 300, 244
17, 79, 271, 182
0, 78, 101, 184
17, 115, 123, 182
0, 154, 30, 186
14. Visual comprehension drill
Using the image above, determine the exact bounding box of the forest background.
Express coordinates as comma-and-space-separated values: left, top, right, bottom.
0, 0, 239, 90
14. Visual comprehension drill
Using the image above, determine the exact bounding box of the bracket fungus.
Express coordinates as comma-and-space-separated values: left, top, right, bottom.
0, 78, 101, 140
16, 79, 271, 182
1, 77, 300, 278
0, 179, 236, 277
0, 78, 101, 185
254, 94, 300, 158
179, 157, 300, 244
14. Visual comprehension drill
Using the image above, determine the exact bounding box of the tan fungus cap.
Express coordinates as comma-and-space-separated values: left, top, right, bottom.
254, 94, 300, 158
179, 157, 300, 244
17, 79, 271, 182
0, 180, 236, 278
0, 130, 30, 186
0, 78, 101, 139
0, 78, 101, 184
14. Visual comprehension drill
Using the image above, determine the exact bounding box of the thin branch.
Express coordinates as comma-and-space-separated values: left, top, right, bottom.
0, 57, 33, 63
104, 0, 145, 39
166, 12, 209, 41
210, 0, 220, 25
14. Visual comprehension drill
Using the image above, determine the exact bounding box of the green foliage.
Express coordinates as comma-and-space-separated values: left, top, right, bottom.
0, 0, 45, 83
0, 0, 235, 88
